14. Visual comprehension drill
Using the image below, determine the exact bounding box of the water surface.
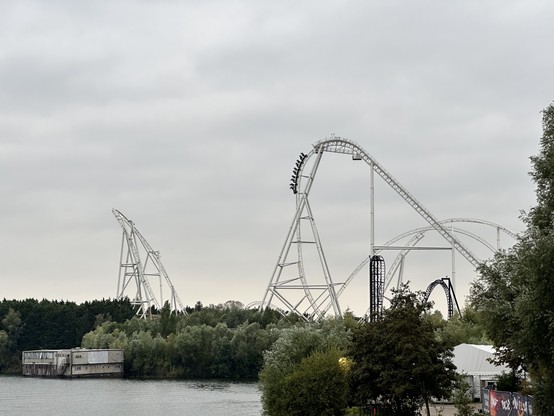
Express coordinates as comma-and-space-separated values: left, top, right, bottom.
0, 376, 261, 416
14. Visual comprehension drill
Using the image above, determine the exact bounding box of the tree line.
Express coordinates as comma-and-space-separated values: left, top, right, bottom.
80, 301, 291, 379
0, 298, 291, 376
0, 298, 135, 371
0, 290, 490, 414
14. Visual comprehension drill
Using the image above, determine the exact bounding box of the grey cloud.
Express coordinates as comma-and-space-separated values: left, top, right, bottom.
0, 1, 552, 314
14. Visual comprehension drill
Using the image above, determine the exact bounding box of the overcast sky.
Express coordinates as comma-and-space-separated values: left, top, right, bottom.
1, 1, 553, 316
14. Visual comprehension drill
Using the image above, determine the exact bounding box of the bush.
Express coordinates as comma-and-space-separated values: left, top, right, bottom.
262, 348, 348, 416
451, 376, 473, 416
259, 321, 352, 415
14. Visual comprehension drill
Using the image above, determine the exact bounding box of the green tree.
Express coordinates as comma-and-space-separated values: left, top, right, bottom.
495, 370, 522, 392
280, 348, 348, 416
159, 301, 177, 337
471, 103, 554, 413
259, 321, 352, 416
1, 308, 22, 351
0, 331, 9, 370
80, 307, 285, 379
349, 284, 456, 416
171, 323, 233, 378
451, 376, 474, 416
434, 307, 490, 348
230, 322, 278, 378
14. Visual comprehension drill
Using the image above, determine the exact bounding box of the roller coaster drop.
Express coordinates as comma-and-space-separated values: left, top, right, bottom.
260, 137, 515, 321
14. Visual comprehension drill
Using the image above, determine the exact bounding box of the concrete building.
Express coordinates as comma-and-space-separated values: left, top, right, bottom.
22, 348, 124, 378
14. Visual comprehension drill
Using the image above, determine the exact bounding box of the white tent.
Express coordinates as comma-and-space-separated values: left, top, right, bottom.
452, 343, 510, 400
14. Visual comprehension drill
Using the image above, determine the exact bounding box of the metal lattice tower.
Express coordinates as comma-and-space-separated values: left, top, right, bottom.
379, 218, 517, 296
369, 255, 385, 322
113, 209, 186, 318
260, 136, 516, 321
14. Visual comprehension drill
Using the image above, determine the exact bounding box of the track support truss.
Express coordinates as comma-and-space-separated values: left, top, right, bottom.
260, 137, 512, 320
113, 209, 186, 318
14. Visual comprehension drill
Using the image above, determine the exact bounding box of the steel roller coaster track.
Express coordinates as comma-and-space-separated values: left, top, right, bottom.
113, 209, 185, 318
260, 137, 516, 321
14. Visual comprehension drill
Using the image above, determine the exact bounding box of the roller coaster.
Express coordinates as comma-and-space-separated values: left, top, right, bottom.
113, 209, 185, 317
260, 137, 516, 321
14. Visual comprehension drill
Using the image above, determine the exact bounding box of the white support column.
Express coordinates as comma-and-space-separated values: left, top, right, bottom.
369, 162, 375, 318
370, 162, 375, 257
451, 226, 456, 294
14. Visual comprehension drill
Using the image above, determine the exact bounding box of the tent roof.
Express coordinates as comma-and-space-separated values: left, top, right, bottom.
452, 343, 509, 376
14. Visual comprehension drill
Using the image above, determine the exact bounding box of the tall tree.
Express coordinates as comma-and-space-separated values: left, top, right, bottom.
349, 284, 456, 416
1, 308, 22, 351
471, 103, 554, 414
278, 348, 348, 416
259, 321, 352, 416
0, 331, 9, 370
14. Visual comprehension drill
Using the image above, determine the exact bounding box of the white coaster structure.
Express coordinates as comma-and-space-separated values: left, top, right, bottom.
378, 218, 517, 298
113, 209, 186, 318
260, 136, 514, 321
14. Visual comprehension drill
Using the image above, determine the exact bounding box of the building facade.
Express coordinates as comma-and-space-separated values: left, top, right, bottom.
22, 348, 124, 378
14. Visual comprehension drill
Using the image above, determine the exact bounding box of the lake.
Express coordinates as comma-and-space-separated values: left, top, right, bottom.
0, 376, 262, 416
